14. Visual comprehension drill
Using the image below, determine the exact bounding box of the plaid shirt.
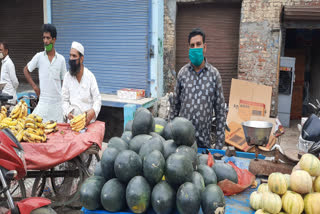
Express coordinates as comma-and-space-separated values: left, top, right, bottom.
170, 61, 226, 149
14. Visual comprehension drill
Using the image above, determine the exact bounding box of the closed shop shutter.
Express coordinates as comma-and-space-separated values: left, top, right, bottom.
176, 3, 241, 102
52, 0, 150, 95
0, 0, 43, 83
283, 6, 320, 22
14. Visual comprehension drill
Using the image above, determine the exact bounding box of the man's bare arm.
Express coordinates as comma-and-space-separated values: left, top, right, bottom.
23, 66, 40, 97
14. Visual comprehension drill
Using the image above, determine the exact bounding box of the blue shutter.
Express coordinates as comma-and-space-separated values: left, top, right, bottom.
52, 0, 150, 94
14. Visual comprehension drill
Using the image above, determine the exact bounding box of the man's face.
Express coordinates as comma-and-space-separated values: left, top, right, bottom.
42, 32, 55, 46
69, 48, 83, 64
0, 44, 8, 58
189, 35, 206, 54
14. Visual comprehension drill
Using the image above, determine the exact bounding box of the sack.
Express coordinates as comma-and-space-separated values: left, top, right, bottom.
302, 114, 320, 142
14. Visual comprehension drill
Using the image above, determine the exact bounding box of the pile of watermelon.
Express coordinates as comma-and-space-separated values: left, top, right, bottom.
80, 107, 236, 214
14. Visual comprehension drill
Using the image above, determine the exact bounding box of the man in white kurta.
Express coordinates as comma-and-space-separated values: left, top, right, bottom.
62, 41, 101, 124
24, 24, 67, 122
0, 41, 19, 104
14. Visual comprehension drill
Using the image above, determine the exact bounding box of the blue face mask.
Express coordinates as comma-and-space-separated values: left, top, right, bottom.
189, 48, 204, 67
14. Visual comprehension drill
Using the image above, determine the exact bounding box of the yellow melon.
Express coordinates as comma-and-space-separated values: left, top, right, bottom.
268, 172, 287, 195
261, 192, 282, 214
257, 183, 269, 193
290, 170, 312, 194
255, 209, 269, 214
304, 192, 320, 214
250, 191, 263, 210
314, 176, 320, 192
299, 154, 320, 176
281, 190, 304, 214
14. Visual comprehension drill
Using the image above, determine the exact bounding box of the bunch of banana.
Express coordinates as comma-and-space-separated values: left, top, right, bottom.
10, 100, 28, 119
0, 106, 7, 122
21, 114, 47, 143
44, 120, 57, 135
0, 117, 18, 129
70, 113, 86, 132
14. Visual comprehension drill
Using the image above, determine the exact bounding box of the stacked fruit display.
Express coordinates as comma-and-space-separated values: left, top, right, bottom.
80, 107, 238, 214
250, 153, 320, 214
70, 113, 86, 131
0, 100, 57, 142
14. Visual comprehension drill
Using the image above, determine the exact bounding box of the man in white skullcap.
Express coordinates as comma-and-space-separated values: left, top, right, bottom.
24, 24, 67, 122
62, 41, 101, 124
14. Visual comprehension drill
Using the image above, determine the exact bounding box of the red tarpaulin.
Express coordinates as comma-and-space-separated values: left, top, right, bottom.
21, 121, 105, 170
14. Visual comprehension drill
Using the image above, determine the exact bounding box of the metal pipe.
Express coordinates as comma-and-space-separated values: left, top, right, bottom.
0, 170, 15, 210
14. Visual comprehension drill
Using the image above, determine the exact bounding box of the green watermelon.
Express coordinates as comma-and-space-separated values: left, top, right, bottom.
197, 164, 217, 186
132, 108, 154, 136
163, 122, 173, 140
93, 161, 103, 177
163, 140, 177, 160
125, 120, 133, 131
176, 182, 201, 214
139, 136, 164, 161
165, 153, 193, 187
212, 162, 238, 184
126, 176, 151, 213
143, 150, 165, 186
107, 137, 128, 151
153, 117, 167, 136
201, 184, 225, 214
176, 145, 199, 170
168, 117, 195, 146
151, 181, 175, 214
100, 147, 120, 180
100, 178, 126, 212
121, 131, 132, 144
198, 154, 209, 165
129, 134, 152, 153
150, 132, 166, 144
114, 150, 142, 183
191, 171, 205, 194
80, 176, 105, 210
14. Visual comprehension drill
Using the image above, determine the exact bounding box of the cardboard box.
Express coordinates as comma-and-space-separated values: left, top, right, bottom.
117, 88, 145, 100
225, 79, 275, 151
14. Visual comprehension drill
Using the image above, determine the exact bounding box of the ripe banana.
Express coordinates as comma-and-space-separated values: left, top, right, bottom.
16, 130, 24, 142
45, 121, 57, 129
26, 128, 41, 136
25, 123, 36, 129
1, 106, 7, 114
25, 118, 36, 124
36, 122, 44, 129
44, 128, 56, 135
70, 113, 86, 125
24, 132, 43, 141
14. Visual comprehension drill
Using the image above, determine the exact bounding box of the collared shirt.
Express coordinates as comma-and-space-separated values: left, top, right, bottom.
170, 61, 226, 149
1, 55, 19, 103
62, 67, 102, 123
27, 51, 67, 122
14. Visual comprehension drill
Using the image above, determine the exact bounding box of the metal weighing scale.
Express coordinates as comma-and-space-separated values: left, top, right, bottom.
242, 121, 294, 176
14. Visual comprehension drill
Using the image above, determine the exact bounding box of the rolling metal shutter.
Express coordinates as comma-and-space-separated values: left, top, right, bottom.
52, 0, 150, 95
0, 0, 43, 83
176, 3, 241, 102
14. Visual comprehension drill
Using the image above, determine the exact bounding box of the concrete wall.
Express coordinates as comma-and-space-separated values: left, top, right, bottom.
163, 0, 320, 117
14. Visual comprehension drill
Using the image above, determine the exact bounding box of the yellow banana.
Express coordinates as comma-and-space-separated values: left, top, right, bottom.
26, 128, 41, 136
24, 132, 42, 141
25, 123, 36, 129
36, 122, 44, 129
16, 130, 24, 142
10, 129, 18, 136
71, 121, 85, 130
1, 106, 7, 114
70, 113, 86, 124
0, 124, 8, 129
25, 118, 36, 124
27, 114, 36, 119
34, 115, 42, 123
44, 128, 56, 135
41, 134, 47, 142
45, 122, 56, 129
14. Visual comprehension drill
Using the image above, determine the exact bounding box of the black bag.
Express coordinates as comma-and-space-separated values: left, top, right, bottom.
302, 114, 320, 142
308, 141, 320, 156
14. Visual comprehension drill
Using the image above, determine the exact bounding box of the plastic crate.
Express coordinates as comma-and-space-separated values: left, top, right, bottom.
17, 91, 37, 114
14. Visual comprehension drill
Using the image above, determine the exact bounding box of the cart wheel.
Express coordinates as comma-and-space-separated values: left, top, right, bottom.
0, 180, 26, 207
82, 153, 100, 177
50, 157, 84, 206
31, 171, 46, 197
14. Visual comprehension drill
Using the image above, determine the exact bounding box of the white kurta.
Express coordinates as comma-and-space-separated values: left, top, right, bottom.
27, 51, 67, 122
1, 55, 19, 104
62, 67, 101, 123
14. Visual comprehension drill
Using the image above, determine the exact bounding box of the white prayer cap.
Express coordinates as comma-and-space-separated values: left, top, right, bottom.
71, 41, 84, 56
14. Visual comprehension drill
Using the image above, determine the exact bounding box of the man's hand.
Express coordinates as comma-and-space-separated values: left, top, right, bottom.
68, 113, 74, 121
85, 109, 96, 125
33, 86, 40, 97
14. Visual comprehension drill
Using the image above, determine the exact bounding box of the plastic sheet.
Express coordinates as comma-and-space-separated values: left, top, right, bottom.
21, 121, 105, 170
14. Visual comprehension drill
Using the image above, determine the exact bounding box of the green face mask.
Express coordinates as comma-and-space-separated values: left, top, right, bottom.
45, 43, 53, 52
189, 48, 204, 67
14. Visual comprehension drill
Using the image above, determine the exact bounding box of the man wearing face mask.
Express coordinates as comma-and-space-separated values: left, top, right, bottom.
0, 41, 19, 105
170, 28, 226, 149
62, 41, 101, 124
23, 24, 67, 122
